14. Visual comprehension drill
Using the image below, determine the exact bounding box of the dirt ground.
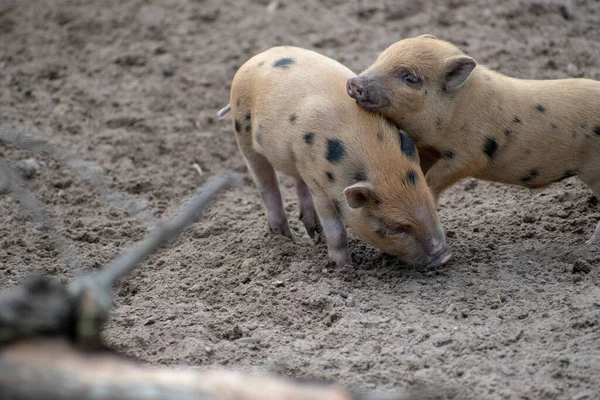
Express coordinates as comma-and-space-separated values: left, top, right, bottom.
1, 0, 600, 399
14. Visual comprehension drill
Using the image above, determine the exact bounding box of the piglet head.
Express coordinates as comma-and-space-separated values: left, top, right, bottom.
343, 159, 451, 268
348, 34, 476, 135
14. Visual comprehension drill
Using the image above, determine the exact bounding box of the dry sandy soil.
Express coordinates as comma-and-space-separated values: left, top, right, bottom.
1, 0, 600, 399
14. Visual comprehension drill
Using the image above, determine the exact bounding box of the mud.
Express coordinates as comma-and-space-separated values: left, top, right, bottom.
1, 1, 599, 399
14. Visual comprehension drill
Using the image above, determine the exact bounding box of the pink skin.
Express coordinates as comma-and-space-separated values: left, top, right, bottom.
319, 217, 349, 268
242, 149, 293, 238
260, 186, 292, 238
346, 78, 389, 110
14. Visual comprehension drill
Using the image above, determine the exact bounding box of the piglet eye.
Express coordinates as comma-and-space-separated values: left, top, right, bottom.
402, 72, 420, 85
393, 225, 412, 235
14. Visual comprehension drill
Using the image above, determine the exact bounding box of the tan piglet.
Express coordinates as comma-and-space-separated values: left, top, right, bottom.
219, 46, 451, 267
348, 35, 600, 245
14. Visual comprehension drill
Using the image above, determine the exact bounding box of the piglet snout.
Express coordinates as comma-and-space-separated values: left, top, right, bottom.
427, 248, 451, 268
347, 77, 364, 99
423, 233, 451, 267
347, 77, 386, 110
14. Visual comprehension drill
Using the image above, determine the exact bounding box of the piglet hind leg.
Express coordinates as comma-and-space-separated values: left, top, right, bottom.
313, 198, 350, 268
295, 179, 322, 240
577, 166, 600, 245
240, 149, 292, 239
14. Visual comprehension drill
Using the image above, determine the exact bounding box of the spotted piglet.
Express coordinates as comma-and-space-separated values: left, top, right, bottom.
347, 35, 600, 245
218, 46, 451, 268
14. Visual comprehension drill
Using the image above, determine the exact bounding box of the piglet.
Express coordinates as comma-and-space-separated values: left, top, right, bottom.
348, 35, 600, 245
218, 46, 451, 267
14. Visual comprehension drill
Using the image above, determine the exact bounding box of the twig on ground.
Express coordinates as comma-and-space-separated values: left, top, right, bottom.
193, 163, 204, 176
0, 163, 81, 272
0, 129, 158, 228
89, 172, 236, 287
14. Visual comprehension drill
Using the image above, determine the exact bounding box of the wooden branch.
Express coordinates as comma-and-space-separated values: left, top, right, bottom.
92, 172, 236, 287
0, 276, 74, 345
0, 338, 353, 400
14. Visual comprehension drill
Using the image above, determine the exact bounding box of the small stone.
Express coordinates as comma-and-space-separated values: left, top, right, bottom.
431, 333, 453, 347
246, 323, 258, 331
272, 280, 284, 287
162, 65, 175, 77
346, 296, 355, 307
205, 346, 214, 354
558, 1, 573, 20
152, 45, 167, 55
523, 214, 537, 223
566, 63, 578, 77
16, 158, 41, 179
236, 337, 261, 345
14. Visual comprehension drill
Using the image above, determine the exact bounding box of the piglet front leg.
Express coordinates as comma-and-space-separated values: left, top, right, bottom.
321, 217, 350, 267
313, 197, 350, 267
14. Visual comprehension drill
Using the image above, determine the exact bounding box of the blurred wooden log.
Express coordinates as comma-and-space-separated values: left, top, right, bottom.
0, 338, 353, 400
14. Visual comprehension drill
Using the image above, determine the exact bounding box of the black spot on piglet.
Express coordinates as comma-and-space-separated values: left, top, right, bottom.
289, 114, 298, 124
234, 120, 242, 133
560, 170, 576, 181
398, 130, 416, 158
273, 58, 294, 69
326, 139, 346, 163
535, 104, 545, 112
521, 168, 539, 183
326, 171, 335, 182
304, 132, 315, 145
406, 170, 417, 185
512, 116, 522, 124
483, 137, 498, 158
594, 126, 600, 136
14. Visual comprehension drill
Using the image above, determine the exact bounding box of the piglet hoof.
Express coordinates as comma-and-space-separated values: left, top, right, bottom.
327, 249, 351, 268
586, 223, 600, 245
268, 223, 293, 240
585, 236, 599, 245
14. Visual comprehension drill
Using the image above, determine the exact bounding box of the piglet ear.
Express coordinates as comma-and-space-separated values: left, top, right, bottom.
344, 183, 374, 209
444, 56, 476, 91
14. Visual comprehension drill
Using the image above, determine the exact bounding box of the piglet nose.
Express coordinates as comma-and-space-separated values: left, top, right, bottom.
430, 237, 444, 255
347, 77, 364, 99
426, 236, 451, 267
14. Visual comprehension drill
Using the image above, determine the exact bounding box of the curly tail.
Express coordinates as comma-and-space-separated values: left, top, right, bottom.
217, 104, 231, 119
